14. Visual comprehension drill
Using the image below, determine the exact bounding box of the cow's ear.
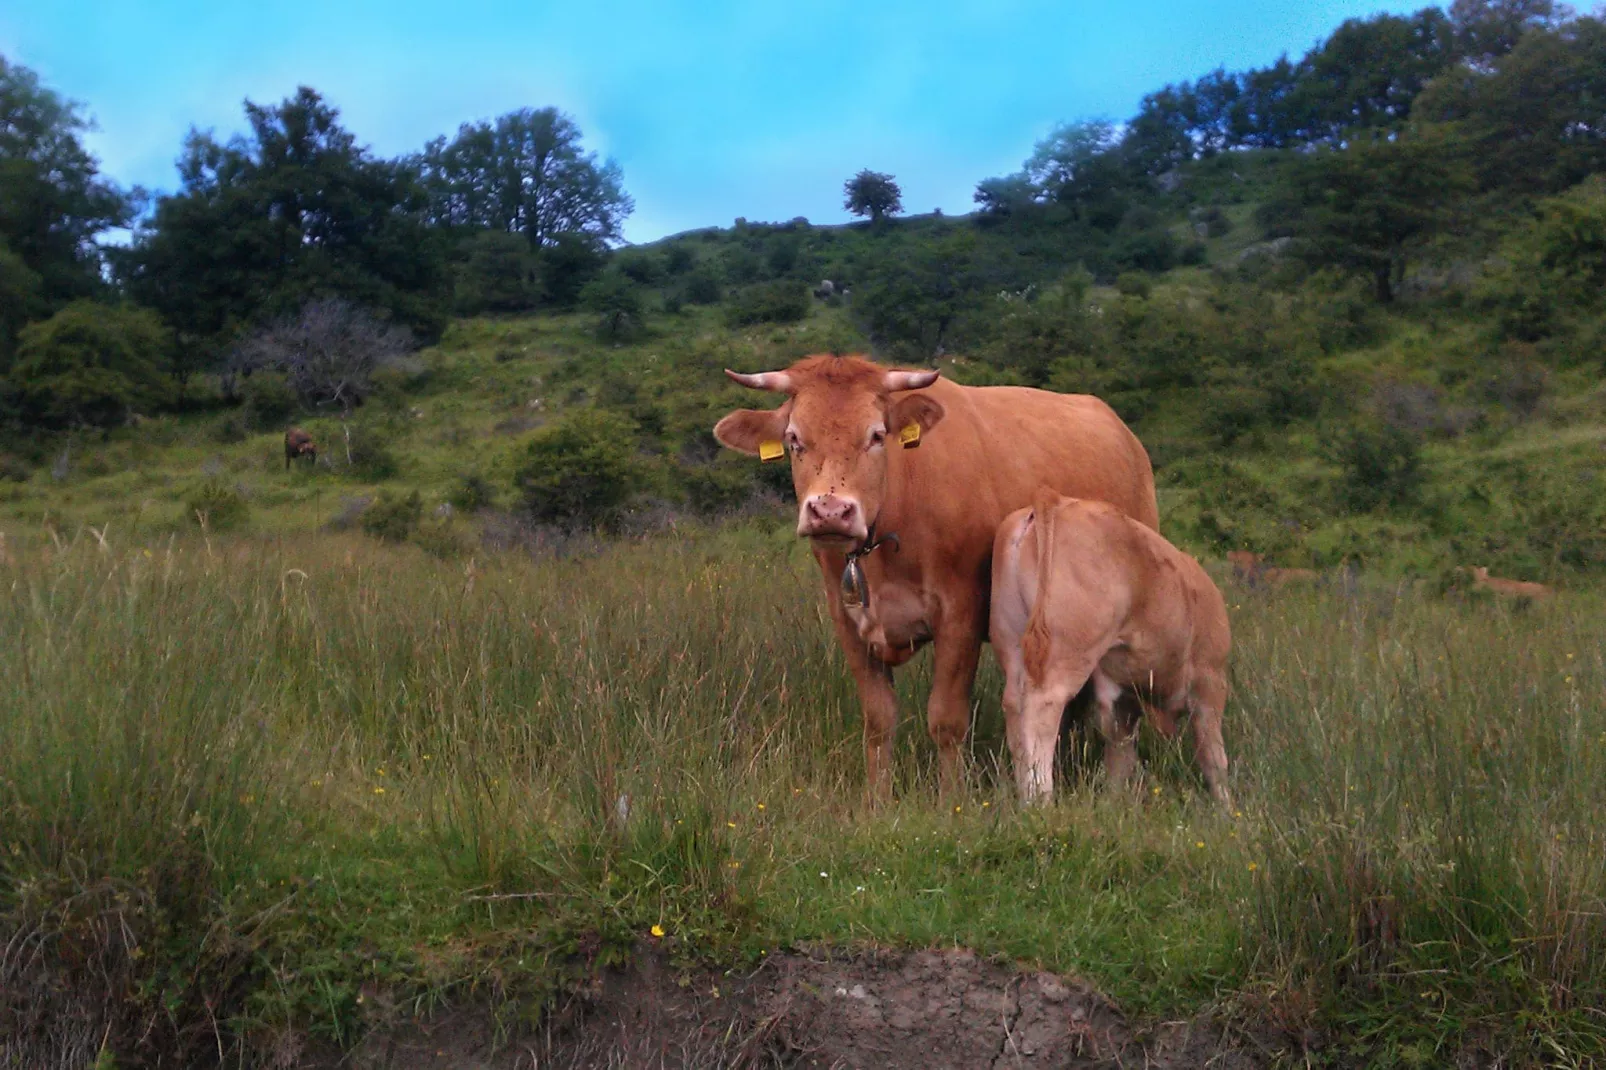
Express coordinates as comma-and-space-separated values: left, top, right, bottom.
713, 407, 788, 457
889, 394, 945, 441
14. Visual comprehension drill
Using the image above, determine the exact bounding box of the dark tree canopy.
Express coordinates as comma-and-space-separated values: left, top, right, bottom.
121, 87, 448, 370
0, 55, 132, 355
844, 169, 903, 223
4, 301, 172, 427
418, 108, 632, 247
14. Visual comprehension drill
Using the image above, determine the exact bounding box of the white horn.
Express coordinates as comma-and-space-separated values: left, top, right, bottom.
883, 369, 939, 392
724, 368, 792, 392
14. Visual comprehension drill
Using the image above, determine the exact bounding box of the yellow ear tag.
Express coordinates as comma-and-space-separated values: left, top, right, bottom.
898, 423, 922, 448
758, 439, 785, 462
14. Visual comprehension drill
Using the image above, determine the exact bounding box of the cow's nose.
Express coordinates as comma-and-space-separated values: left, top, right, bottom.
800, 495, 862, 537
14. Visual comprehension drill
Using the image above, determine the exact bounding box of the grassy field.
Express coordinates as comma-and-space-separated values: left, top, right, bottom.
3, 525, 1603, 1066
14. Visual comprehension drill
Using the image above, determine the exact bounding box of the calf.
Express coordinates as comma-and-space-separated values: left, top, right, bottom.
1468, 566, 1553, 601
284, 427, 316, 470
1228, 550, 1318, 587
992, 492, 1232, 807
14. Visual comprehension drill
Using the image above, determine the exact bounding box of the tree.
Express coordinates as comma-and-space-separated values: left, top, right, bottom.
0, 56, 132, 351
579, 270, 646, 340
843, 169, 902, 224
4, 301, 172, 427
853, 229, 1000, 356
230, 298, 416, 412
453, 230, 544, 314
515, 409, 641, 527
121, 87, 448, 371
1264, 132, 1474, 302
419, 108, 632, 248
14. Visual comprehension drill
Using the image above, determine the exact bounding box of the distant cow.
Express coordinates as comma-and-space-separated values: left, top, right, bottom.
992, 492, 1232, 807
1228, 550, 1318, 587
714, 354, 1158, 798
284, 427, 317, 470
1467, 566, 1553, 602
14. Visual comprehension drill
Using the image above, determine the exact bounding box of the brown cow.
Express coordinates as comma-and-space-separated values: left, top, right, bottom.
1226, 550, 1262, 584
1468, 566, 1554, 601
991, 492, 1231, 806
714, 354, 1158, 797
1228, 550, 1318, 587
284, 427, 316, 470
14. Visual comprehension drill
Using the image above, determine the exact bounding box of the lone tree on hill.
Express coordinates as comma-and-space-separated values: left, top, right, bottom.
844, 169, 903, 224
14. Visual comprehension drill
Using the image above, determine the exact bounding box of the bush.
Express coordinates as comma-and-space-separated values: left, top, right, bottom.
6, 301, 173, 428
1114, 272, 1152, 298
360, 490, 423, 543
212, 412, 249, 444
448, 472, 497, 512
514, 409, 640, 527
1330, 421, 1424, 512
230, 299, 416, 412
240, 371, 297, 430
339, 422, 401, 480
0, 454, 31, 482
186, 481, 249, 532
412, 516, 469, 559
580, 271, 647, 341
615, 251, 663, 285
665, 245, 695, 275
454, 230, 544, 314
683, 268, 723, 305
725, 281, 810, 327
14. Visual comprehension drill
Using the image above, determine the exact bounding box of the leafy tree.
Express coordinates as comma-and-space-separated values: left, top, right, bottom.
419, 108, 632, 248
1264, 132, 1474, 302
0, 56, 132, 349
121, 87, 447, 369
580, 270, 646, 340
1448, 0, 1565, 65
515, 409, 640, 527
5, 301, 172, 427
843, 169, 902, 224
453, 229, 544, 314
853, 229, 1000, 356
539, 231, 608, 307
725, 280, 809, 327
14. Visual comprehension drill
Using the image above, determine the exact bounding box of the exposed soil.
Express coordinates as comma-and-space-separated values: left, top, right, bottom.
306, 945, 1267, 1070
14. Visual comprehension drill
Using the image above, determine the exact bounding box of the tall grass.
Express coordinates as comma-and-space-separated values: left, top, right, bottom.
1, 527, 1601, 1064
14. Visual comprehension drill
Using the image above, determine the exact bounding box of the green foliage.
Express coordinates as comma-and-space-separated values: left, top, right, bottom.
682, 267, 723, 305
412, 515, 468, 558
360, 489, 423, 542
1331, 420, 1425, 512
580, 271, 647, 340
340, 421, 401, 480
122, 87, 448, 355
843, 169, 902, 223
239, 371, 297, 430
1261, 132, 1475, 302
515, 408, 640, 527
453, 230, 544, 314
185, 480, 249, 531
0, 56, 131, 318
447, 471, 497, 512
418, 107, 632, 247
854, 229, 1000, 358
6, 301, 173, 427
724, 281, 809, 327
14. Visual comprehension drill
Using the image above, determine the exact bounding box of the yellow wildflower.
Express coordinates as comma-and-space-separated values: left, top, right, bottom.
650, 924, 665, 938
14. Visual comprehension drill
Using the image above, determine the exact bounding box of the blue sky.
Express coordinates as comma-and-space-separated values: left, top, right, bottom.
3, 1, 1421, 243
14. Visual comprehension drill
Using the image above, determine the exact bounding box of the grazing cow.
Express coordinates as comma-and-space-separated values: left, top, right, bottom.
992, 492, 1231, 807
1468, 566, 1553, 601
1226, 550, 1262, 584
714, 354, 1158, 797
284, 427, 317, 470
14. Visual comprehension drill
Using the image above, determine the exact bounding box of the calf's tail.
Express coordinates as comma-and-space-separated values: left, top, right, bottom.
1020, 488, 1063, 684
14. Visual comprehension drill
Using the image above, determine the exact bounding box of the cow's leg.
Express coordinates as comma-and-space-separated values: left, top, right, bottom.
822, 598, 901, 802
1187, 669, 1232, 810
1091, 669, 1141, 793
927, 605, 986, 796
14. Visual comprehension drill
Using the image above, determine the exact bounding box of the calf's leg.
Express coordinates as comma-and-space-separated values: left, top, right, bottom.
1091, 670, 1142, 792
1187, 669, 1232, 809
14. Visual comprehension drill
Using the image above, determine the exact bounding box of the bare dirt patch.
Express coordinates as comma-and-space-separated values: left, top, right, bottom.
313, 945, 1263, 1069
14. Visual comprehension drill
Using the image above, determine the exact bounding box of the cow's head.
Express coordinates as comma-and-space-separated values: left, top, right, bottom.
713, 355, 945, 544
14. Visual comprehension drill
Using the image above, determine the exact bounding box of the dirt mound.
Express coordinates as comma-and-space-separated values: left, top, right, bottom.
317, 945, 1260, 1069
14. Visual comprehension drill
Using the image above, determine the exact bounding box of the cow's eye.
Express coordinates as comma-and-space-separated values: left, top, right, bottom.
787, 433, 804, 455
869, 428, 885, 448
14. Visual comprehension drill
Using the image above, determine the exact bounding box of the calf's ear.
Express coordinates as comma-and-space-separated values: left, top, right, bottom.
889, 394, 945, 441
713, 408, 788, 457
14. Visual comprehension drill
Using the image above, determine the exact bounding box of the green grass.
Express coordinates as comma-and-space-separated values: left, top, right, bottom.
2, 527, 1602, 1065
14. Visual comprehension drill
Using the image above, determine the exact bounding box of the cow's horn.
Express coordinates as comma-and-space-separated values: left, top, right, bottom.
883, 369, 939, 392
724, 369, 792, 392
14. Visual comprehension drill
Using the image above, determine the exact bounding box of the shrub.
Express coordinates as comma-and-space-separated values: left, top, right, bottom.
338, 422, 401, 480
580, 271, 647, 341
683, 268, 723, 305
240, 371, 298, 429
1114, 272, 1152, 299
412, 516, 469, 559
230, 299, 416, 412
665, 245, 695, 275
453, 230, 544, 314
515, 409, 640, 527
725, 281, 810, 327
360, 490, 423, 543
212, 412, 249, 444
0, 454, 31, 482
615, 251, 663, 285
1330, 421, 1424, 512
186, 481, 249, 532
448, 472, 497, 512
7, 301, 173, 428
